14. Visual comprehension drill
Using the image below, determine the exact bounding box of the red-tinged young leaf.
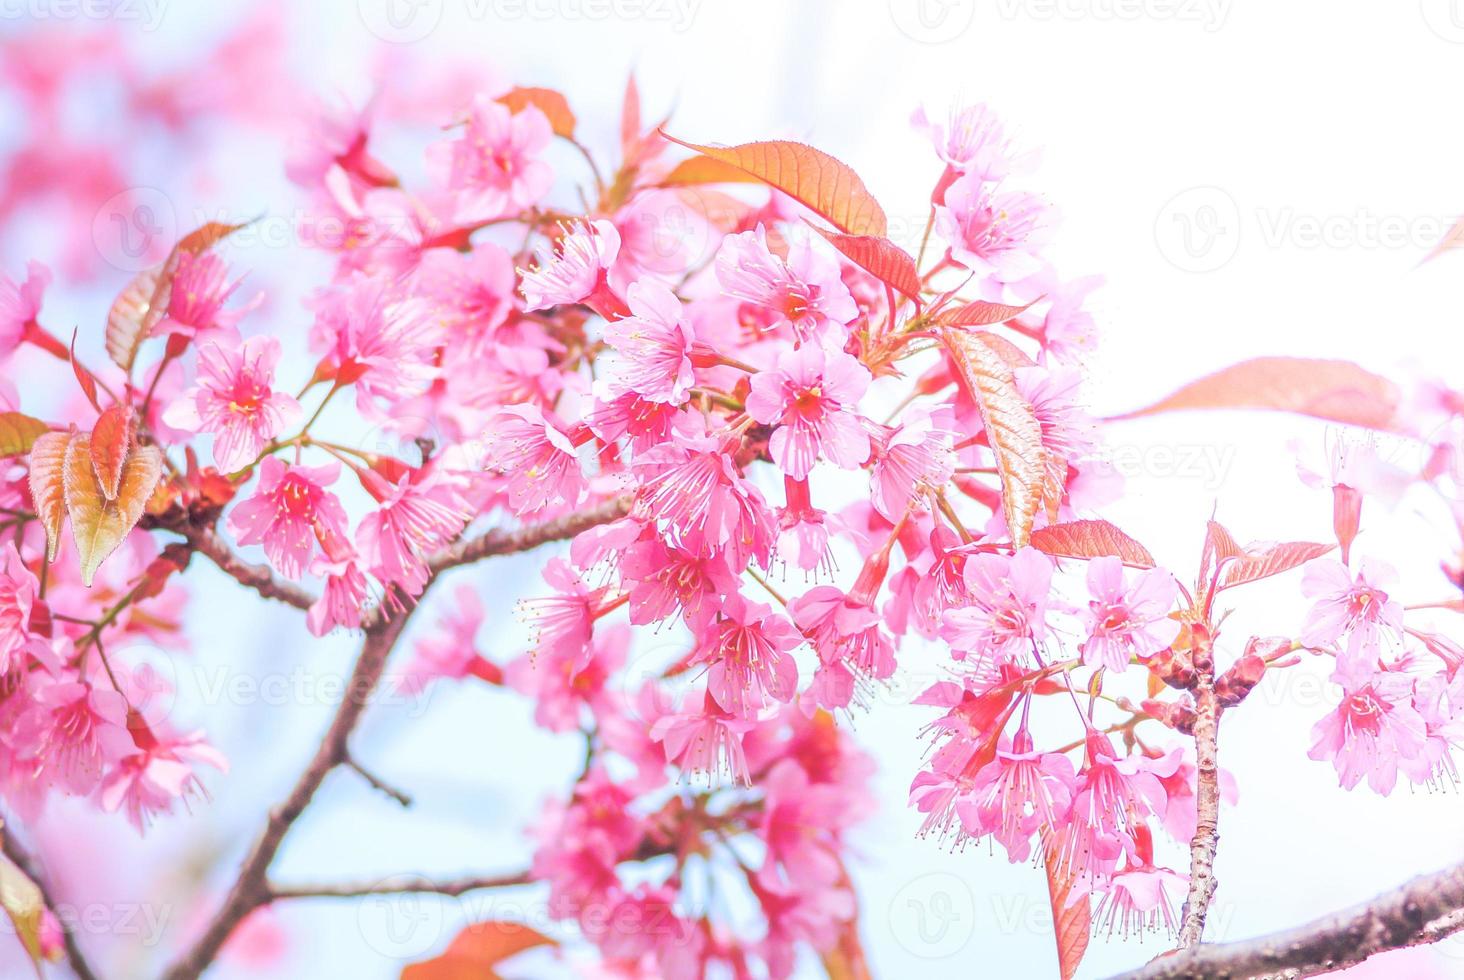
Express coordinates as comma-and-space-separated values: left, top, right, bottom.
0, 845, 46, 974
940, 328, 1047, 547
105, 220, 249, 373
0, 413, 50, 458
28, 431, 72, 562
935, 298, 1038, 328
809, 226, 923, 306
401, 921, 556, 980
1044, 844, 1091, 980
63, 436, 163, 586
1031, 519, 1157, 567
1216, 540, 1335, 592
1198, 519, 1242, 595
660, 133, 888, 237
660, 154, 765, 187
1112, 357, 1401, 430
497, 86, 576, 139
68, 330, 101, 413
970, 330, 1036, 370
90, 404, 134, 500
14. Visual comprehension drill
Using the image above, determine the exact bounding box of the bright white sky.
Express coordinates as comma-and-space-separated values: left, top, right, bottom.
14, 1, 1464, 978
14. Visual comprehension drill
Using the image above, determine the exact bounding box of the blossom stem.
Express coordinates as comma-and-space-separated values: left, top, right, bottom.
342, 754, 413, 808
744, 566, 788, 607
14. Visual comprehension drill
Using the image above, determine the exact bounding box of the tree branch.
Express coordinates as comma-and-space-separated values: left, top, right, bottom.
342, 754, 412, 808
183, 525, 317, 612
1178, 667, 1221, 946
429, 494, 632, 573
0, 821, 100, 980
267, 871, 531, 900
1113, 859, 1464, 979
159, 603, 415, 980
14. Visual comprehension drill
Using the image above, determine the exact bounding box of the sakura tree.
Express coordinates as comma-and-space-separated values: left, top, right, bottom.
2, 17, 1464, 980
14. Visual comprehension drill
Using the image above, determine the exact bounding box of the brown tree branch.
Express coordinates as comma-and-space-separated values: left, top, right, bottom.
159, 604, 414, 980
1177, 668, 1221, 946
267, 871, 531, 900
0, 821, 100, 980
429, 494, 632, 573
183, 525, 317, 612
1114, 859, 1464, 979
342, 754, 412, 808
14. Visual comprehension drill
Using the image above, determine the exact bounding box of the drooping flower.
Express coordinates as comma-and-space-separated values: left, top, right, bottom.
99, 715, 227, 833
355, 473, 471, 596
602, 280, 697, 405
163, 336, 301, 473
1308, 665, 1426, 794
936, 170, 1048, 282
428, 95, 553, 221
15, 678, 132, 795
0, 260, 49, 358
941, 548, 1055, 666
869, 406, 957, 521
696, 596, 802, 718
650, 691, 754, 785
309, 274, 442, 416
305, 555, 368, 637
479, 403, 586, 515
957, 733, 1077, 862
632, 438, 776, 569
1080, 557, 1181, 673
714, 226, 857, 345
0, 543, 42, 675
1300, 558, 1404, 672
520, 219, 622, 314
746, 344, 872, 480
226, 458, 350, 579
404, 585, 500, 693
788, 585, 895, 709
1094, 864, 1188, 937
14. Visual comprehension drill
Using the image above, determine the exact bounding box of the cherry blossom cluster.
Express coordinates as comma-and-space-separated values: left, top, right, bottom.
3, 17, 1464, 977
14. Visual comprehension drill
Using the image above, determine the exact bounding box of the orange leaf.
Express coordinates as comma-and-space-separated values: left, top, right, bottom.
27, 431, 73, 562
660, 133, 887, 237
90, 405, 134, 501
1031, 519, 1156, 568
1044, 844, 1091, 980
402, 921, 555, 980
1216, 540, 1333, 592
934, 298, 1038, 328
660, 154, 765, 187
809, 226, 922, 305
0, 413, 50, 458
1112, 357, 1401, 430
63, 436, 163, 586
969, 330, 1036, 371
940, 328, 1047, 547
497, 86, 576, 139
106, 221, 248, 373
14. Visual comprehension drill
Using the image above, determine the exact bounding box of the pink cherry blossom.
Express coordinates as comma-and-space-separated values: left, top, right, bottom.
869, 406, 957, 521
788, 585, 895, 709
913, 102, 1018, 179
405, 585, 500, 693
0, 260, 48, 357
0, 543, 41, 675
602, 280, 696, 404
163, 335, 301, 473
941, 548, 1055, 665
99, 718, 227, 833
632, 437, 775, 568
309, 274, 442, 415
936, 170, 1048, 282
520, 219, 622, 313
714, 227, 857, 344
15, 678, 132, 795
226, 457, 350, 579
1300, 558, 1404, 671
1080, 557, 1181, 673
429, 96, 553, 221
697, 596, 802, 718
480, 402, 586, 515
306, 555, 368, 637
355, 473, 470, 596
957, 733, 1076, 862
1308, 666, 1426, 794
159, 251, 246, 336
746, 344, 872, 480
651, 691, 754, 785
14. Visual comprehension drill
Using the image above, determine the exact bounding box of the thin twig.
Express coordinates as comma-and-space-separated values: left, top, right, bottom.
429, 494, 632, 572
268, 871, 530, 901
0, 822, 101, 980
1112, 859, 1464, 979
343, 754, 412, 808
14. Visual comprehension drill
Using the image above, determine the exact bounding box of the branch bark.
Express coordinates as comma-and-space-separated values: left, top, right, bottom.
183, 525, 317, 611
0, 822, 99, 980
1113, 859, 1464, 979
268, 871, 531, 900
429, 494, 632, 572
1178, 668, 1221, 947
